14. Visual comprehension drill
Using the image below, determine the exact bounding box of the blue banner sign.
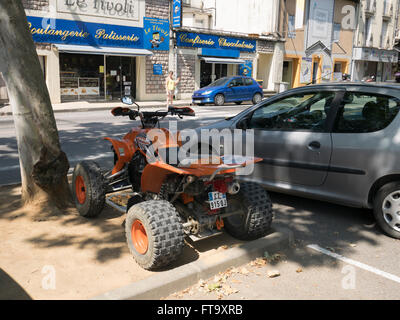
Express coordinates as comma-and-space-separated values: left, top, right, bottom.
143, 17, 170, 51
239, 60, 253, 77
177, 31, 256, 52
153, 64, 163, 75
172, 0, 182, 28
27, 16, 144, 48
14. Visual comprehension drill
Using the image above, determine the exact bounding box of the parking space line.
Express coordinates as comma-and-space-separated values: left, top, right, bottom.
307, 244, 400, 284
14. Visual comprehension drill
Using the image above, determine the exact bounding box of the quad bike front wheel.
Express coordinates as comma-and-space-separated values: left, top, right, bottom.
224, 182, 273, 240
72, 161, 105, 218
125, 200, 184, 270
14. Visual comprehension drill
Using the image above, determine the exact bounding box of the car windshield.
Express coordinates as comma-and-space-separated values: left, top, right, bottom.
206, 77, 230, 87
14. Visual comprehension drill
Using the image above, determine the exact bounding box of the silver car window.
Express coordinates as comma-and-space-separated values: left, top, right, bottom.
334, 93, 400, 133
248, 91, 335, 132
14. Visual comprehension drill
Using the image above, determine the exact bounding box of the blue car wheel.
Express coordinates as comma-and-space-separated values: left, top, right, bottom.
214, 94, 225, 106
252, 93, 262, 105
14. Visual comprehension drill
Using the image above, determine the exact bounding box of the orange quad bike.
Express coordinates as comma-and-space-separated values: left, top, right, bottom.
72, 97, 273, 270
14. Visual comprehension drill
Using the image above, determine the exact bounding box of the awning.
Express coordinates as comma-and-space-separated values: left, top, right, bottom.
200, 57, 245, 64
55, 44, 153, 56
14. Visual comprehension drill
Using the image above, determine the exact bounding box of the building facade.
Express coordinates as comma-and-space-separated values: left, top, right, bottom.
10, 0, 172, 104
351, 0, 399, 81
280, 0, 359, 88
171, 0, 284, 99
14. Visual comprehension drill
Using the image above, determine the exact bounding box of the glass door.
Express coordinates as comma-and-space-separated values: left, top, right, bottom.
105, 56, 136, 101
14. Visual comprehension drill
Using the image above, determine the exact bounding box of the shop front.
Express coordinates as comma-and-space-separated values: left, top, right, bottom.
175, 31, 256, 98
27, 15, 154, 103
352, 47, 399, 82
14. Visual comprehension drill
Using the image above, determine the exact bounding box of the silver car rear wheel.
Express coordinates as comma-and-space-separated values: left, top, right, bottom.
382, 191, 400, 232
373, 182, 400, 239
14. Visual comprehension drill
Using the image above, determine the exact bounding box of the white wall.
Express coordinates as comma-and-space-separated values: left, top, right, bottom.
203, 0, 279, 34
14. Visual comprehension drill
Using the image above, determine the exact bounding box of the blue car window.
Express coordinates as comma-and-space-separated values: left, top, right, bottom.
230, 78, 243, 87
245, 78, 253, 86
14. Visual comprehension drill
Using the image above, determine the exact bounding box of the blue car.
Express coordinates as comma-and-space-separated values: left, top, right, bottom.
192, 76, 264, 106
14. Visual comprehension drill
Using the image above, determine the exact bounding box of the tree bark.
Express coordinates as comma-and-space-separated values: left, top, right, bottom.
0, 1, 71, 208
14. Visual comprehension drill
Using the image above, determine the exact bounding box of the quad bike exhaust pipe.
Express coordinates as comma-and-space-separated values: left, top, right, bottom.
227, 181, 240, 195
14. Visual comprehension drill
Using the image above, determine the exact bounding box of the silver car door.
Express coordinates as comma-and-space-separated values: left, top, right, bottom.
239, 90, 338, 187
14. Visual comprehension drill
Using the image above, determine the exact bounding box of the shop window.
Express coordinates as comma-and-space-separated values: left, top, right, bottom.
334, 63, 342, 73
215, 64, 227, 80
59, 53, 105, 101
334, 93, 400, 133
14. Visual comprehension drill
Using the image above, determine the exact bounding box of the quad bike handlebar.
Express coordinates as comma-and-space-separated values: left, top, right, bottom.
111, 105, 195, 121
112, 96, 195, 121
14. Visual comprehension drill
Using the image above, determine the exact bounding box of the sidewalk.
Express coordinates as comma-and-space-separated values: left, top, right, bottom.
0, 99, 193, 116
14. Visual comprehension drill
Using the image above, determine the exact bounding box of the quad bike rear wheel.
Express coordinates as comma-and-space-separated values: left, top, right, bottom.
224, 182, 273, 240
72, 161, 105, 218
125, 200, 184, 270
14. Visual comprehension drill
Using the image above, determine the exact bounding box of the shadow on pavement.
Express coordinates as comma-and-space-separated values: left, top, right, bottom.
0, 268, 31, 300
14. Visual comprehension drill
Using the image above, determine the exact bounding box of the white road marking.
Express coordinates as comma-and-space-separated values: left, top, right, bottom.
307, 244, 400, 284
0, 164, 20, 172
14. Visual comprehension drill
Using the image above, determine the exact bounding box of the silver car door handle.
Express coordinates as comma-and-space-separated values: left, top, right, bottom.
308, 141, 321, 150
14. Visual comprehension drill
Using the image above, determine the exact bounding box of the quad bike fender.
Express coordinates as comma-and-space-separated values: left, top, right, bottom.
141, 162, 191, 194
140, 157, 263, 194
104, 137, 135, 174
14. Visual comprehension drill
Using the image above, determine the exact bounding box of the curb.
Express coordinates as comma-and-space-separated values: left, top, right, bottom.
0, 101, 193, 117
92, 227, 294, 300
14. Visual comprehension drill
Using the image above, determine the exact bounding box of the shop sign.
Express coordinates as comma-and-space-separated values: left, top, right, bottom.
143, 17, 170, 51
239, 61, 253, 77
56, 0, 140, 22
153, 64, 163, 75
172, 0, 182, 28
177, 32, 256, 52
300, 57, 312, 84
354, 47, 399, 63
27, 16, 143, 48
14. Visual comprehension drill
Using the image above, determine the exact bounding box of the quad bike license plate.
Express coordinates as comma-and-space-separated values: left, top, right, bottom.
208, 192, 227, 210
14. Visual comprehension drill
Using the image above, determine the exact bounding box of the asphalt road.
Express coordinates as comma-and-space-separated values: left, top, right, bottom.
0, 103, 248, 186
167, 192, 400, 300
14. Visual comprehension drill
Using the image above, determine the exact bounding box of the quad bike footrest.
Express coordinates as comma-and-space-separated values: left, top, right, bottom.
105, 193, 134, 213
188, 229, 223, 242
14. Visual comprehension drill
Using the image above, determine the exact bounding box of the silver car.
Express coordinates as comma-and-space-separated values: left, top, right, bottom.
199, 83, 400, 239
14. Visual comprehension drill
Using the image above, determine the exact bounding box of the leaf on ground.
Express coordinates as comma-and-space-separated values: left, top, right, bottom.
208, 283, 221, 291
267, 270, 281, 278
221, 284, 239, 296
231, 279, 242, 284
250, 257, 268, 267
296, 268, 303, 273
239, 267, 250, 275
219, 245, 229, 250
198, 279, 207, 287
349, 243, 357, 247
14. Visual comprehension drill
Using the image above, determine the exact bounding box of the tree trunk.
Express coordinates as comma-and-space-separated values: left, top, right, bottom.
0, 1, 71, 208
